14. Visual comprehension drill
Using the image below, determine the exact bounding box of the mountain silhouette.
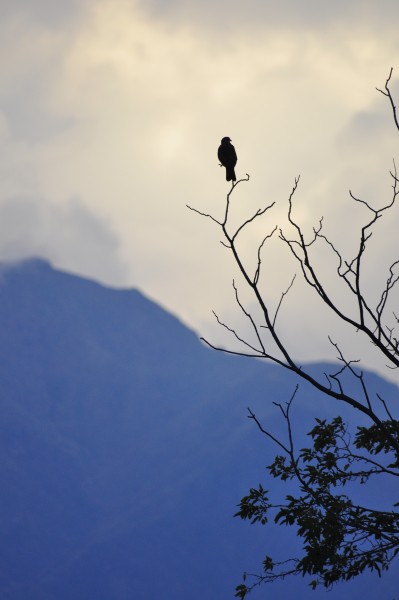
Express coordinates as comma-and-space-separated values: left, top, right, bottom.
0, 258, 397, 599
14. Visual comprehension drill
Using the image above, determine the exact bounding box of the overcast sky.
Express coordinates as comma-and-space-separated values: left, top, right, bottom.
2, 0, 399, 378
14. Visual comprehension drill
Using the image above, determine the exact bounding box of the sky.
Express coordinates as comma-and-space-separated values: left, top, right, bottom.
2, 0, 399, 379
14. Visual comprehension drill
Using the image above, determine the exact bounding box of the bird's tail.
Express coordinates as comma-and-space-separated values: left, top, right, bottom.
226, 166, 236, 182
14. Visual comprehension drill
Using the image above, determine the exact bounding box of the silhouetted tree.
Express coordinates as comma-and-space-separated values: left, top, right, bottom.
187, 70, 399, 597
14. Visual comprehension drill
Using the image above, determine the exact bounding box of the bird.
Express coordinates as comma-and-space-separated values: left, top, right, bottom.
218, 137, 237, 182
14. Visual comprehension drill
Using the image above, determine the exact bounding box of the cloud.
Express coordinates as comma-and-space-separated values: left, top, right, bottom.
1, 0, 399, 376
0, 196, 128, 286
0, 0, 90, 28
138, 0, 399, 31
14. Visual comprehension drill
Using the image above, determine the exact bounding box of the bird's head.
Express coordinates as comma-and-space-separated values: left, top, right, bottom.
221, 136, 231, 144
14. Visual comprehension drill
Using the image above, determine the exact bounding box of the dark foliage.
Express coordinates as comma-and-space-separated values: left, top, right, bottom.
234, 406, 399, 597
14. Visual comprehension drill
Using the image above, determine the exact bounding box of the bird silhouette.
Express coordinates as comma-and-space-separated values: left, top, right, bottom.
218, 137, 237, 182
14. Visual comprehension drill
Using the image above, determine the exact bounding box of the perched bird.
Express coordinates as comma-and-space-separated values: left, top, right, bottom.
218, 137, 237, 182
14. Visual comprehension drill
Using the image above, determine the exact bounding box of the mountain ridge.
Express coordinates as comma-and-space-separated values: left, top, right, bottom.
0, 258, 397, 599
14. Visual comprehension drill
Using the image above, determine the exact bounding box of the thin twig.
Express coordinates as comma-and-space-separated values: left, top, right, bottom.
376, 68, 399, 132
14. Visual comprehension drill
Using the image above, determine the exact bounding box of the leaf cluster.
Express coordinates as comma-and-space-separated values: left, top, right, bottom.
234, 415, 399, 598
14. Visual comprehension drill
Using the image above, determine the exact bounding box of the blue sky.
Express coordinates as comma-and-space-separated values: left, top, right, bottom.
1, 0, 399, 377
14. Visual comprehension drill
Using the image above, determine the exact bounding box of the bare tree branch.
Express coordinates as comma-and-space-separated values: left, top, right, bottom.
196, 72, 399, 598
272, 275, 296, 327
253, 226, 277, 285
377, 67, 399, 132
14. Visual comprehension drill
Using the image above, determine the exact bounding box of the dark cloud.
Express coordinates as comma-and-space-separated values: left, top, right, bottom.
0, 80, 75, 142
0, 0, 89, 28
336, 110, 393, 148
5, 0, 397, 31
0, 196, 128, 286
335, 77, 399, 150
138, 0, 399, 30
